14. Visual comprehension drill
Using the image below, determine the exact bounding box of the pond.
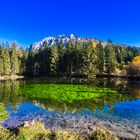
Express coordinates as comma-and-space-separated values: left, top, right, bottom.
0, 77, 140, 136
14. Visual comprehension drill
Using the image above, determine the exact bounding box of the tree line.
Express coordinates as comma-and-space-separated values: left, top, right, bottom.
0, 43, 27, 76
0, 41, 140, 77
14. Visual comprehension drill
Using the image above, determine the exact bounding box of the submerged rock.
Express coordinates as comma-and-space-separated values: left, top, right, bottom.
2, 103, 140, 139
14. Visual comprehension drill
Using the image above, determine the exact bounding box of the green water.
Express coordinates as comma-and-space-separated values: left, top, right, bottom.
0, 77, 137, 112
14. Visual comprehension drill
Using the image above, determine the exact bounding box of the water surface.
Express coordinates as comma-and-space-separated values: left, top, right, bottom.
0, 77, 140, 129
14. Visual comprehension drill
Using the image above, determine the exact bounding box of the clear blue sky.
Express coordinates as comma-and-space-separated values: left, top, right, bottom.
0, 0, 140, 47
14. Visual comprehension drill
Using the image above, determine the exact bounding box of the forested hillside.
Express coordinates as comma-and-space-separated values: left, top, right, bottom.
0, 40, 140, 77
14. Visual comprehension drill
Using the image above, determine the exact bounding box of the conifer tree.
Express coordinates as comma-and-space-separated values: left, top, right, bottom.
0, 46, 4, 76
82, 41, 98, 77
64, 41, 74, 76
3, 48, 11, 75
10, 43, 20, 75
73, 41, 84, 76
50, 44, 59, 76
104, 42, 117, 74
18, 48, 28, 74
57, 41, 65, 76
96, 42, 104, 73
25, 50, 36, 75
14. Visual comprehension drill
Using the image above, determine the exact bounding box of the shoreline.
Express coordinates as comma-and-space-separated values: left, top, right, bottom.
97, 73, 140, 79
1, 74, 140, 81
2, 109, 140, 140
0, 75, 25, 80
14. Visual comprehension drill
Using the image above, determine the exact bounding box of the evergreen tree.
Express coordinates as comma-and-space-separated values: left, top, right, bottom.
18, 48, 27, 74
33, 61, 40, 76
104, 42, 117, 74
38, 45, 50, 75
10, 43, 20, 75
50, 44, 59, 76
73, 41, 84, 76
3, 48, 11, 75
96, 42, 104, 73
25, 50, 36, 76
64, 41, 74, 76
115, 46, 124, 69
0, 46, 4, 76
0, 44, 11, 76
57, 41, 65, 76
82, 41, 98, 77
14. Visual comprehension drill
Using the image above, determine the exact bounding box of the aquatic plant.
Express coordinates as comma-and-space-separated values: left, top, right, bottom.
19, 84, 119, 103
0, 81, 135, 112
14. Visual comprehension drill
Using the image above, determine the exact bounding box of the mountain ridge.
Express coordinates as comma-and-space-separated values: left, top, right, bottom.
29, 34, 106, 50
29, 34, 135, 50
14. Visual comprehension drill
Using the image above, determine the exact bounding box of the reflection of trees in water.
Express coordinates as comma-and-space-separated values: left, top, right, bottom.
0, 78, 137, 113
0, 80, 24, 111
21, 77, 128, 88
126, 80, 140, 98
29, 92, 135, 113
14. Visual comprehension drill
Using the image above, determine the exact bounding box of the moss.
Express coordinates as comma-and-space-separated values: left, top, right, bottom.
90, 129, 119, 140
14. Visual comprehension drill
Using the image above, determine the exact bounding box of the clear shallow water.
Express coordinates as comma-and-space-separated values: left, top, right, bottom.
8, 99, 140, 121
0, 77, 140, 128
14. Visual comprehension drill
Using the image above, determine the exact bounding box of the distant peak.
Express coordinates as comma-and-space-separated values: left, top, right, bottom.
29, 34, 103, 50
70, 34, 75, 38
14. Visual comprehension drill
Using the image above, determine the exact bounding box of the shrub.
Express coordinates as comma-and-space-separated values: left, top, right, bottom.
90, 129, 119, 140
0, 126, 16, 140
17, 122, 51, 140
55, 130, 85, 140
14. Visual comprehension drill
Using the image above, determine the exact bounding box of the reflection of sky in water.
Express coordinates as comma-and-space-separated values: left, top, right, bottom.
6, 99, 140, 124
79, 99, 140, 124
95, 99, 140, 120
112, 99, 140, 120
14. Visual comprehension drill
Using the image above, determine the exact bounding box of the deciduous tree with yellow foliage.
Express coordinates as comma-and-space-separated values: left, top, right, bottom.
127, 56, 140, 76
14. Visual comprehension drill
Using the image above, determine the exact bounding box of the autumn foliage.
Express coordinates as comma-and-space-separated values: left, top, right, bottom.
127, 56, 140, 76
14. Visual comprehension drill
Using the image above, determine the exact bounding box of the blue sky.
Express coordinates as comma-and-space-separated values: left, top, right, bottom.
0, 0, 140, 47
